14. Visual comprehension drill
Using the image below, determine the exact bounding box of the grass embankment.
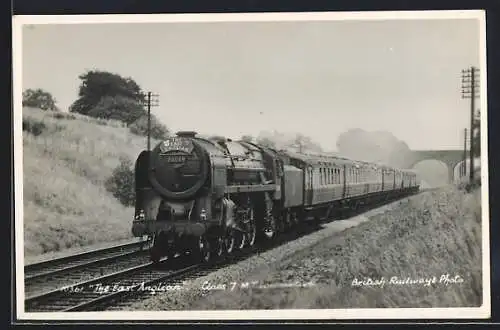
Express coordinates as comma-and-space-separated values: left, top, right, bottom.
22, 107, 156, 258
192, 186, 482, 309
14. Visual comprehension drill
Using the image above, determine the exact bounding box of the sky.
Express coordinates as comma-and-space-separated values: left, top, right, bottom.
21, 16, 481, 151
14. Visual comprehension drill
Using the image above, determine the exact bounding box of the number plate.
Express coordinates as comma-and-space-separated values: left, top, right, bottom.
161, 152, 189, 166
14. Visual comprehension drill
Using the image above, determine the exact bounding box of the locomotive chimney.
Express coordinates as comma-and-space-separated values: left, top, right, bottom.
176, 131, 198, 138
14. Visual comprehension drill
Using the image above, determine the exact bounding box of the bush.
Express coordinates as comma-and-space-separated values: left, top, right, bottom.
51, 112, 76, 120
23, 118, 47, 136
129, 114, 169, 140
105, 157, 136, 207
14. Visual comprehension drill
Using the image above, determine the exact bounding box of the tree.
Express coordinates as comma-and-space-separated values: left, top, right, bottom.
287, 133, 322, 153
240, 135, 254, 142
129, 113, 169, 140
207, 135, 227, 141
70, 70, 146, 117
22, 88, 59, 111
336, 128, 412, 167
87, 95, 145, 125
256, 136, 277, 149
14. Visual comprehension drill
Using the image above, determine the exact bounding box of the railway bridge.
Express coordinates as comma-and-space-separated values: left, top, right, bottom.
402, 150, 465, 183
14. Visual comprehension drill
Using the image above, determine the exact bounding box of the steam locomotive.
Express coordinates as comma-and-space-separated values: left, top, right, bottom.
131, 131, 420, 263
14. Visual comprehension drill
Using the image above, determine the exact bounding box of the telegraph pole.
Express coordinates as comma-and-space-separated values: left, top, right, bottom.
461, 66, 480, 182
142, 92, 159, 151
462, 128, 467, 178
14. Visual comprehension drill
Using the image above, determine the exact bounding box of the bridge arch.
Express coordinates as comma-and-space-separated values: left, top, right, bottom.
402, 150, 465, 183
412, 159, 450, 187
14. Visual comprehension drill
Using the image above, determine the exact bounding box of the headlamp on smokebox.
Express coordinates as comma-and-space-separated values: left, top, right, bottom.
135, 210, 145, 220
200, 208, 207, 221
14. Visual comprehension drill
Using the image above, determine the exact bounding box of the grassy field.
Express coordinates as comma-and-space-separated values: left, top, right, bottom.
190, 186, 483, 309
21, 107, 158, 257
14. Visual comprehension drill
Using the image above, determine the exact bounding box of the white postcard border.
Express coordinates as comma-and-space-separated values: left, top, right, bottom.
12, 9, 490, 320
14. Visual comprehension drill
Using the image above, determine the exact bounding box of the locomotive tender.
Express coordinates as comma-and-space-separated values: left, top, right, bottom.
131, 131, 420, 263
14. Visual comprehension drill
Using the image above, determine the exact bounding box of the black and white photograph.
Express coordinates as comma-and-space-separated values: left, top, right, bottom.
13, 10, 490, 320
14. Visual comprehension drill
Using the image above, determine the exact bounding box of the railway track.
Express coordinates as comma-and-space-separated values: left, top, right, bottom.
24, 188, 438, 312
25, 245, 274, 312
23, 219, 321, 313
25, 257, 196, 312
24, 240, 150, 298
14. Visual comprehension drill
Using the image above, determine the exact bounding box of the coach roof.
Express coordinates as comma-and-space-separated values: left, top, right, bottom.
285, 150, 362, 167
